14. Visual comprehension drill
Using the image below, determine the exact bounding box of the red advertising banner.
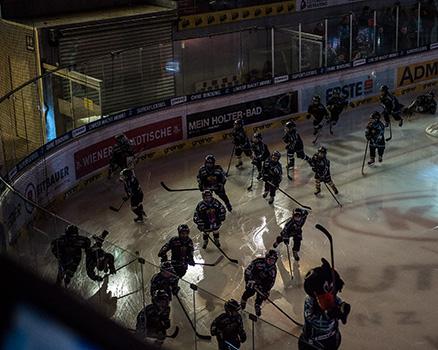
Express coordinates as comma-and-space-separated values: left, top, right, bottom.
74, 117, 182, 179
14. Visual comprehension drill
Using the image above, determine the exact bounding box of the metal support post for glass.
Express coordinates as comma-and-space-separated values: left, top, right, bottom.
417, 2, 421, 47
249, 313, 257, 350
349, 13, 353, 61
324, 19, 328, 67
191, 283, 198, 350
138, 252, 146, 311
373, 10, 377, 55
298, 23, 302, 72
395, 5, 399, 52
271, 27, 275, 78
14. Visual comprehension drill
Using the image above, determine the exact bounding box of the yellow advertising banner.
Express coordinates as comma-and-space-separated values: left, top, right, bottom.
397, 59, 438, 87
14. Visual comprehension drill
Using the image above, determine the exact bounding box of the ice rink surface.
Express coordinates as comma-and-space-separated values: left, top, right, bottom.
50, 97, 438, 350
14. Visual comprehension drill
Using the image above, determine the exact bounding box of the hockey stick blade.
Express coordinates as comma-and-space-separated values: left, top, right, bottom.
175, 295, 211, 340
166, 326, 179, 338
160, 181, 198, 192
195, 255, 224, 266
109, 206, 120, 212
207, 235, 239, 264
315, 224, 332, 243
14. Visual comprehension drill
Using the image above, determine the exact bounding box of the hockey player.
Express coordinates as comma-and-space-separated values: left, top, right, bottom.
51, 225, 91, 287
365, 111, 386, 165
273, 208, 309, 261
326, 91, 354, 127
379, 85, 404, 127
120, 168, 146, 222
211, 299, 247, 350
108, 133, 134, 179
298, 259, 351, 350
232, 118, 252, 168
150, 261, 180, 299
85, 230, 116, 282
308, 146, 338, 196
404, 90, 437, 115
240, 250, 278, 316
158, 224, 195, 278
282, 121, 309, 170
307, 95, 330, 135
197, 154, 232, 212
136, 289, 171, 345
250, 132, 270, 180
194, 190, 226, 249
261, 151, 283, 205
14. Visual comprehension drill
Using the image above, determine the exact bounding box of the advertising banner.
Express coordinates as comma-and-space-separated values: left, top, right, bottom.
397, 58, 438, 87
74, 117, 183, 179
187, 91, 298, 138
297, 0, 362, 11
301, 70, 394, 109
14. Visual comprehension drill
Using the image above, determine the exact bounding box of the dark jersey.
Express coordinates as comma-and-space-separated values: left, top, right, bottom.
150, 272, 179, 298
244, 257, 277, 292
158, 236, 194, 265
282, 130, 304, 151
211, 313, 247, 344
261, 159, 282, 186
309, 155, 331, 181
380, 93, 403, 113
197, 165, 227, 191
51, 234, 91, 265
251, 141, 270, 161
280, 209, 309, 239
123, 176, 142, 197
327, 95, 348, 115
308, 103, 329, 119
85, 244, 115, 281
113, 139, 134, 158
136, 304, 170, 334
232, 126, 251, 149
365, 120, 385, 146
194, 199, 226, 231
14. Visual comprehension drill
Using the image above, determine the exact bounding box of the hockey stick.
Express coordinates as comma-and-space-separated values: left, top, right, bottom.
254, 287, 303, 327
312, 119, 328, 144
286, 156, 293, 181
160, 181, 198, 192
385, 120, 392, 141
314, 224, 334, 269
267, 182, 312, 211
194, 255, 224, 266
286, 244, 294, 280
226, 144, 236, 177
361, 140, 369, 176
175, 294, 211, 340
247, 164, 255, 191
109, 198, 126, 212
206, 234, 239, 264
323, 183, 342, 207
126, 326, 180, 339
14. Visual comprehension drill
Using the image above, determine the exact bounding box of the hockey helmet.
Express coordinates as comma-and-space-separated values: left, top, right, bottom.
120, 168, 133, 179
115, 133, 128, 142
271, 150, 281, 162
153, 289, 171, 307
292, 208, 305, 220
265, 249, 279, 264
65, 225, 79, 236
370, 111, 381, 120
205, 154, 216, 168
285, 121, 296, 130
202, 189, 213, 202
177, 224, 190, 237
317, 146, 327, 155
312, 95, 321, 104
234, 118, 244, 127
253, 132, 263, 141
380, 85, 389, 93
224, 299, 241, 313
160, 261, 175, 274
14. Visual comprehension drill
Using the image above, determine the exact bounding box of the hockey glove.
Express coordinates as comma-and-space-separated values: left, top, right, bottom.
188, 259, 195, 266
240, 332, 247, 343
172, 286, 181, 295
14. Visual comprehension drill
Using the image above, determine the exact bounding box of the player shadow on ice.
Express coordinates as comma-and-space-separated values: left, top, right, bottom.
87, 276, 118, 318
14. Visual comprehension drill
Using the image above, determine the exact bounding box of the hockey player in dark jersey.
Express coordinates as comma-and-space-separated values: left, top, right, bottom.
365, 111, 386, 165
326, 91, 354, 127
136, 289, 171, 345
298, 259, 351, 350
379, 85, 404, 127
211, 299, 247, 350
308, 146, 338, 196
120, 168, 146, 222
85, 230, 116, 282
250, 132, 270, 180
194, 190, 227, 249
197, 154, 232, 212
307, 95, 330, 135
282, 121, 309, 170
232, 118, 252, 168
261, 151, 283, 205
108, 133, 134, 179
240, 250, 278, 316
150, 261, 180, 299
404, 90, 437, 115
273, 208, 309, 261
158, 224, 195, 278
51, 225, 91, 287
